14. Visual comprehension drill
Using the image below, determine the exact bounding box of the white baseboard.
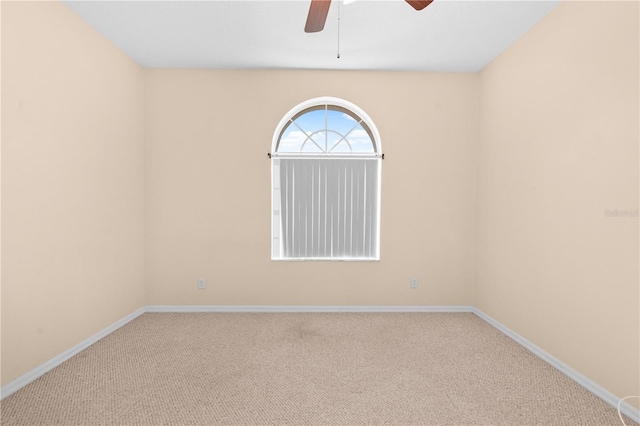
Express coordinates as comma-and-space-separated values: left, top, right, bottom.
0, 307, 145, 400
145, 305, 475, 313
472, 307, 640, 423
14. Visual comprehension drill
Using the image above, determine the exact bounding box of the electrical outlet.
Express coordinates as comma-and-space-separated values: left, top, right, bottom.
198, 278, 206, 289
410, 277, 418, 289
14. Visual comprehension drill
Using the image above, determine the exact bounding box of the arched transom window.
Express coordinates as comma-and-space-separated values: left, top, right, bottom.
275, 104, 377, 155
270, 97, 382, 261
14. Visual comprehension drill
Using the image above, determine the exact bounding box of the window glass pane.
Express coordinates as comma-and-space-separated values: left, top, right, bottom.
346, 123, 374, 153
301, 132, 324, 153
329, 139, 352, 154
326, 109, 357, 135
295, 109, 325, 133
326, 131, 346, 153
278, 122, 309, 152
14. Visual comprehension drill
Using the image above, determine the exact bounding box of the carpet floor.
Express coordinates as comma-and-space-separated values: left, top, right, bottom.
1, 312, 636, 425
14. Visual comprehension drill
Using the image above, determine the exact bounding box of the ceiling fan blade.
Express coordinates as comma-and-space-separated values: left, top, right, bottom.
405, 0, 433, 11
305, 0, 332, 33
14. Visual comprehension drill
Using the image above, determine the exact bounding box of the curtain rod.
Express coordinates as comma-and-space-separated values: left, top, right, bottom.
268, 153, 384, 160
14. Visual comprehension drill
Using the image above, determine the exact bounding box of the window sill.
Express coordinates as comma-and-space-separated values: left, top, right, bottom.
271, 257, 380, 262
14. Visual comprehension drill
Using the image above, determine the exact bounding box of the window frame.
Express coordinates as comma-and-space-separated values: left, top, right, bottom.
270, 97, 382, 261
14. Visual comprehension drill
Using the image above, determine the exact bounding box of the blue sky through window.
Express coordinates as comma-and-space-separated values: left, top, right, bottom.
278, 106, 375, 154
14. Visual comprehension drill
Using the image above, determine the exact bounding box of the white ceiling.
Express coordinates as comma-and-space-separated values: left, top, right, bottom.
62, 0, 560, 72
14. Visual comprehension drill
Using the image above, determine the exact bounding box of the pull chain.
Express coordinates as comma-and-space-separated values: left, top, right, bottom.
337, 0, 341, 58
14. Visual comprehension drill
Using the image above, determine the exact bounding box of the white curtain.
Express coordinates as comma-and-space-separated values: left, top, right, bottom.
274, 158, 379, 260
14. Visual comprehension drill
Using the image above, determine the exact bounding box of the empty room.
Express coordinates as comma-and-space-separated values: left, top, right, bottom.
1, 0, 638, 424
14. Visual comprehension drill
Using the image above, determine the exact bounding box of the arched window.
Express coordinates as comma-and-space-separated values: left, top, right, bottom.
270, 97, 382, 261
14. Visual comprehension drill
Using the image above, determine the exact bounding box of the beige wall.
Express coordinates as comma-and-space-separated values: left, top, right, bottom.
477, 0, 639, 407
145, 70, 479, 306
1, 2, 146, 385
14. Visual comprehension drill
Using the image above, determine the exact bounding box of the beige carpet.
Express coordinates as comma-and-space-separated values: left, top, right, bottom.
1, 312, 636, 425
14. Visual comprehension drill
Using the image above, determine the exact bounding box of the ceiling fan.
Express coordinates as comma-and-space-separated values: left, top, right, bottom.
305, 0, 433, 33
